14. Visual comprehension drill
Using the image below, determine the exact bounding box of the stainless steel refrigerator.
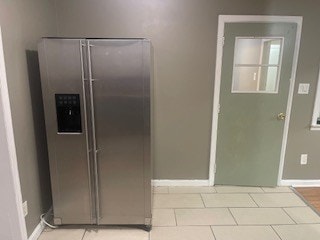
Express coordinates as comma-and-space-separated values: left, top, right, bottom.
38, 38, 152, 229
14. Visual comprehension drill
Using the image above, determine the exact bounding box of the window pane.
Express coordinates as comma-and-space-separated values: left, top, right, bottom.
232, 66, 279, 92
234, 38, 282, 65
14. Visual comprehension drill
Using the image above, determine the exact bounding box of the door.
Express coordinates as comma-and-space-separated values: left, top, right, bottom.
38, 39, 93, 224
215, 23, 297, 186
88, 39, 148, 224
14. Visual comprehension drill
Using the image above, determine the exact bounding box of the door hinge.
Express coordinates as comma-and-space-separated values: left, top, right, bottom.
214, 164, 217, 173
218, 104, 221, 114
222, 36, 225, 46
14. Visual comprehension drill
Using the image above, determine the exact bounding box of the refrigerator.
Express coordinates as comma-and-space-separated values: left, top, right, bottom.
38, 38, 152, 229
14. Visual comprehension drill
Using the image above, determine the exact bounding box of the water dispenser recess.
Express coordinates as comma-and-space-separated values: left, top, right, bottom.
55, 94, 82, 133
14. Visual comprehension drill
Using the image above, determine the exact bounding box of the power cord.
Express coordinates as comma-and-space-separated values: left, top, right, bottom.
40, 213, 58, 229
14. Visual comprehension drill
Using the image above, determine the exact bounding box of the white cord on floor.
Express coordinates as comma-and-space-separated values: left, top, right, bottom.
40, 213, 58, 229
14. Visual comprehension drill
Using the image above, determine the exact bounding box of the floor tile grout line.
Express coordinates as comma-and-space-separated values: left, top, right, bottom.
81, 229, 87, 240
281, 207, 298, 224
209, 225, 217, 240
284, 222, 320, 225
154, 206, 307, 209
270, 225, 284, 240
199, 193, 207, 208
227, 207, 297, 226
248, 193, 260, 207
154, 191, 294, 195
173, 209, 178, 226
278, 206, 310, 208
227, 208, 239, 225
250, 192, 293, 194
213, 186, 217, 194
198, 192, 266, 194
222, 191, 293, 194
151, 222, 298, 227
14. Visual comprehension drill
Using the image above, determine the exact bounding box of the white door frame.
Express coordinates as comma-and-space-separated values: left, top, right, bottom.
208, 15, 303, 186
0, 26, 28, 239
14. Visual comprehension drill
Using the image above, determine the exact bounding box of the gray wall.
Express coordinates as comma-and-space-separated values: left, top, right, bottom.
0, 0, 56, 236
54, 0, 320, 180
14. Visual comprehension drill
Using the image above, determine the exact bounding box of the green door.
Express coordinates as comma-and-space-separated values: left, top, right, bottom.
215, 23, 297, 187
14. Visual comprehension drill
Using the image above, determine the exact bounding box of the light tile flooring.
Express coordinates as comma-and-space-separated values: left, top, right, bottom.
39, 186, 320, 240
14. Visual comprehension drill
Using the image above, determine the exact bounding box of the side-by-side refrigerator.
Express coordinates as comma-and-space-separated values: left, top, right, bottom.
38, 38, 152, 229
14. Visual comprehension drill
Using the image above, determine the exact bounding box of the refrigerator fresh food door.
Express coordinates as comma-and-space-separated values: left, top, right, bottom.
88, 39, 151, 225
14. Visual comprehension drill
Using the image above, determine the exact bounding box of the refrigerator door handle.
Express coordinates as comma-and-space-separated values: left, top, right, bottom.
80, 42, 88, 81
80, 40, 97, 223
87, 41, 101, 224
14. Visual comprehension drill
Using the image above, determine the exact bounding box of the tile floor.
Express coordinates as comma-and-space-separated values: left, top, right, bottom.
39, 186, 320, 240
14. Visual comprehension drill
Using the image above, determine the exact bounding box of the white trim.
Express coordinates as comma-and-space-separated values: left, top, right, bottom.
28, 207, 52, 240
28, 223, 43, 240
209, 15, 303, 186
152, 179, 210, 187
0, 27, 28, 239
277, 17, 303, 185
310, 125, 320, 131
281, 179, 320, 187
311, 65, 320, 129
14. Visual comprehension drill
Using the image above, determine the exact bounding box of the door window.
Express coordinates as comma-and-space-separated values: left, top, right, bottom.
311, 66, 320, 130
232, 37, 283, 93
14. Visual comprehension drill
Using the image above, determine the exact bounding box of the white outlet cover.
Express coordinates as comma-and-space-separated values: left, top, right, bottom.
298, 83, 310, 94
300, 154, 308, 165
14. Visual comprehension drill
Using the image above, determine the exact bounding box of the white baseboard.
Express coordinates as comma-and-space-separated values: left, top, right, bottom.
28, 207, 52, 240
152, 179, 210, 187
152, 179, 320, 187
281, 179, 320, 187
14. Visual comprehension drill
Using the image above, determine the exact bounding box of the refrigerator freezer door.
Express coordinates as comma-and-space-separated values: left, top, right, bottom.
88, 39, 151, 224
38, 39, 93, 224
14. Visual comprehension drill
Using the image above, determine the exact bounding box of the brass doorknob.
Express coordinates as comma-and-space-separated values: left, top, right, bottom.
277, 113, 286, 120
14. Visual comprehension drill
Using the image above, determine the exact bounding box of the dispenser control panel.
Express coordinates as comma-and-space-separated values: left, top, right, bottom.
55, 94, 82, 133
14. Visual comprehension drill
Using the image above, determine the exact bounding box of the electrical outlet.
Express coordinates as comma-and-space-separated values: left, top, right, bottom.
298, 83, 310, 94
22, 201, 28, 217
300, 154, 308, 165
